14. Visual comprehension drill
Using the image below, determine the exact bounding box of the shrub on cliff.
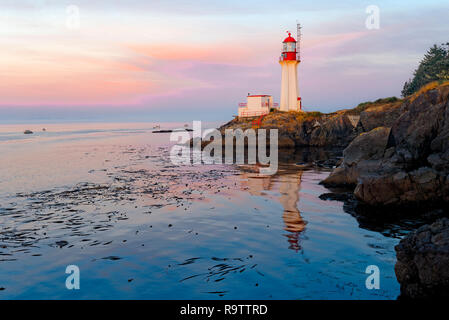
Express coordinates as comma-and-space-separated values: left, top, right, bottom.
402, 43, 449, 97
408, 80, 449, 103
348, 97, 400, 115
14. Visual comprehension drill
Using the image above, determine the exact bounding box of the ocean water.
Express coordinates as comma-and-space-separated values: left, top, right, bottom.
0, 122, 412, 299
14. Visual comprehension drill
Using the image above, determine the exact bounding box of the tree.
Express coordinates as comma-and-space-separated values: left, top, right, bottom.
437, 69, 449, 81
402, 43, 449, 97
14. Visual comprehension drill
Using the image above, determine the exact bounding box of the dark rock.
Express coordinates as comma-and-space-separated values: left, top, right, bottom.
308, 114, 356, 147
354, 167, 448, 206
344, 127, 391, 165
323, 83, 449, 207
357, 101, 403, 132
395, 218, 449, 299
319, 192, 352, 202
321, 127, 391, 187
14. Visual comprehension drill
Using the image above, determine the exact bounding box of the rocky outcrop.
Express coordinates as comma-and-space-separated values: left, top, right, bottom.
356, 101, 403, 132
322, 83, 449, 207
307, 113, 356, 147
216, 111, 356, 149
354, 167, 449, 206
218, 98, 403, 149
321, 127, 391, 186
395, 218, 449, 299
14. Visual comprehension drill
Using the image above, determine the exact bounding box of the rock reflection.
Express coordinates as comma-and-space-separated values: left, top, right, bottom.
239, 166, 306, 252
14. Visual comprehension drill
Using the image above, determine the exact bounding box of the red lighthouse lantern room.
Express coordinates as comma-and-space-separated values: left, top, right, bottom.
280, 31, 297, 61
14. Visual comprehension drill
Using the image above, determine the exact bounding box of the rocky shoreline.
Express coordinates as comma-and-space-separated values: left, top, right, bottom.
322, 83, 449, 208
220, 82, 449, 299
218, 96, 403, 149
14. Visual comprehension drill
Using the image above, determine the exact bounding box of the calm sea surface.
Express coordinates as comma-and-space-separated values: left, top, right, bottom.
0, 122, 413, 299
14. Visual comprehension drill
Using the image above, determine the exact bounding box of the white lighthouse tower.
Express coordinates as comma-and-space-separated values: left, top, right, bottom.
279, 26, 302, 112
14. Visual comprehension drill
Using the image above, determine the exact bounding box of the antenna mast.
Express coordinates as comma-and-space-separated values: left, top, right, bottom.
296, 22, 302, 61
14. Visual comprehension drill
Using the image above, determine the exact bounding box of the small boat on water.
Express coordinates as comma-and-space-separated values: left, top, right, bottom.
153, 125, 161, 129
24, 130, 33, 134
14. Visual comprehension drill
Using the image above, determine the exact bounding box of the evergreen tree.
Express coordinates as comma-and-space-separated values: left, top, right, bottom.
402, 43, 449, 97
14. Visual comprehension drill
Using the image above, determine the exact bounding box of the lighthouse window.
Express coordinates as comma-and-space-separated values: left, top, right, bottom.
286, 42, 296, 52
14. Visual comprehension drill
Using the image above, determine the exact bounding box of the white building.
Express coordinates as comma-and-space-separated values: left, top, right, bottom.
238, 95, 274, 118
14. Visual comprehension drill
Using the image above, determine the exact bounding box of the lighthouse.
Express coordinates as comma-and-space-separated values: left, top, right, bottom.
279, 28, 302, 112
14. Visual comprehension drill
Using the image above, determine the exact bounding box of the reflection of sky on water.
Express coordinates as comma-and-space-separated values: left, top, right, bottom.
0, 124, 415, 299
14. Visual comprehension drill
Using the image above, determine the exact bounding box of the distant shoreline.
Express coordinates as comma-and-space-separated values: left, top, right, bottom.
152, 129, 193, 133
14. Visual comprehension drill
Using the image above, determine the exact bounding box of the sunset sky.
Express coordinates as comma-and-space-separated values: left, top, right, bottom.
1, 0, 448, 122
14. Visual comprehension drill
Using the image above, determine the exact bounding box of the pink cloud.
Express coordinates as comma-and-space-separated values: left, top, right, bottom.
127, 42, 267, 65
0, 54, 160, 106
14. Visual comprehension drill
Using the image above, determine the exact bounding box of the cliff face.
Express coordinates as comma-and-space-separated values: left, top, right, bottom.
219, 99, 403, 149
322, 83, 449, 207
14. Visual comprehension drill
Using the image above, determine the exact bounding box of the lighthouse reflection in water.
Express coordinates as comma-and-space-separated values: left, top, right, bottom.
239, 166, 306, 252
